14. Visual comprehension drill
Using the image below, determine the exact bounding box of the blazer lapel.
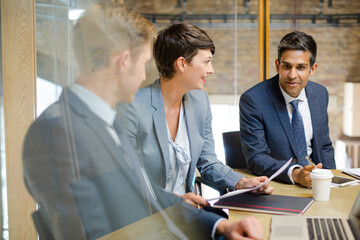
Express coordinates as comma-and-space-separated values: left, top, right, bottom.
183, 93, 199, 190
62, 88, 123, 164
85, 116, 123, 161
266, 76, 297, 154
306, 83, 321, 162
151, 80, 170, 174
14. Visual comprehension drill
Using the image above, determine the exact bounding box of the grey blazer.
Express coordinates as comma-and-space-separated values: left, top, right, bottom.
117, 79, 244, 192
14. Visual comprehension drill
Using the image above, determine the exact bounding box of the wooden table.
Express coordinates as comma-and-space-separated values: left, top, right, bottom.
100, 169, 359, 240
229, 169, 360, 239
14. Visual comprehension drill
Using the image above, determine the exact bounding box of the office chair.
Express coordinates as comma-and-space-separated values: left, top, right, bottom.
194, 176, 228, 196
194, 130, 247, 196
222, 131, 248, 169
32, 207, 55, 240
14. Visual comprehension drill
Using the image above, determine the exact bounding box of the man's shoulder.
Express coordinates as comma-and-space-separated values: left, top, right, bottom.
36, 101, 63, 124
23, 101, 66, 153
241, 76, 278, 104
306, 81, 329, 100
243, 75, 277, 95
307, 80, 328, 92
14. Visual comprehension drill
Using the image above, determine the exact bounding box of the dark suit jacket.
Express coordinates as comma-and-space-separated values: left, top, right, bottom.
117, 79, 244, 192
23, 88, 222, 240
239, 75, 335, 183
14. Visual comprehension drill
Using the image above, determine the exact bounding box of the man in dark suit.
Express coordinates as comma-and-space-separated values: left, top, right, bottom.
240, 31, 335, 188
23, 1, 263, 240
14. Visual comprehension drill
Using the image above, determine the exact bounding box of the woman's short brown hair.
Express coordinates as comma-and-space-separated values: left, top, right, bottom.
153, 22, 215, 79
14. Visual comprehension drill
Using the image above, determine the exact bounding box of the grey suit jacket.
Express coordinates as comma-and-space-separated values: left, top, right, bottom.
117, 79, 244, 192
23, 88, 222, 240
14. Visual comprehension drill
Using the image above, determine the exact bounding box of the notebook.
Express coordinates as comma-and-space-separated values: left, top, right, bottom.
270, 192, 360, 240
213, 192, 314, 215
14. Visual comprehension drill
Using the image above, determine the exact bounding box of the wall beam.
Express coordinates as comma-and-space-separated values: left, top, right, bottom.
258, 0, 270, 82
1, 0, 37, 239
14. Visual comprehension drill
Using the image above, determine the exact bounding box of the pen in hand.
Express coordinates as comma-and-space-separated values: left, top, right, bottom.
305, 156, 317, 168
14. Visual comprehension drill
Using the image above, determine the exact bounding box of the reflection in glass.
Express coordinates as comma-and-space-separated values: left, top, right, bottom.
26, 2, 231, 239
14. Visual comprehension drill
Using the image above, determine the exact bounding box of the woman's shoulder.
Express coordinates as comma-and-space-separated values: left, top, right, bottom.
134, 79, 159, 102
186, 89, 209, 103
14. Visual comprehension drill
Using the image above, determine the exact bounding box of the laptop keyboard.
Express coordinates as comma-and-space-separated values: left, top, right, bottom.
307, 218, 348, 240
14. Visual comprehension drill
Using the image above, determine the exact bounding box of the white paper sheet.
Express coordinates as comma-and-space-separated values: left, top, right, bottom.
206, 158, 293, 201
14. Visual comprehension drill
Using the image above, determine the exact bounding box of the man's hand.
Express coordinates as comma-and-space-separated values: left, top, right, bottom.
176, 193, 209, 208
292, 163, 323, 188
235, 177, 274, 194
216, 218, 264, 240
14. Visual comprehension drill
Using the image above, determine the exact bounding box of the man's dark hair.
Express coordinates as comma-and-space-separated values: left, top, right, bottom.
153, 22, 215, 79
277, 31, 317, 67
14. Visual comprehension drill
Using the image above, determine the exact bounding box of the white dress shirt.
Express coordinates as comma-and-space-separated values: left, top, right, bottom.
165, 102, 191, 195
279, 83, 313, 183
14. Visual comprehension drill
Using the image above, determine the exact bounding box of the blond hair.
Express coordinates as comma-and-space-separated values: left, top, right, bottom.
73, 1, 155, 75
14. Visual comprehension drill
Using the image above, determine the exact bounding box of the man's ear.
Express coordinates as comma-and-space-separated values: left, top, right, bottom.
174, 56, 187, 73
113, 50, 131, 73
275, 59, 280, 74
309, 63, 318, 76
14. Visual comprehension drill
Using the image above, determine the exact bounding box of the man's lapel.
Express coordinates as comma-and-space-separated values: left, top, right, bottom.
62, 88, 123, 163
266, 76, 297, 155
150, 80, 170, 174
306, 83, 321, 161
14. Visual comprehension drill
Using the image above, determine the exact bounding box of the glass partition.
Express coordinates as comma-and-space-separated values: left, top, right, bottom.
21, 0, 360, 238
125, 0, 259, 165
31, 1, 252, 238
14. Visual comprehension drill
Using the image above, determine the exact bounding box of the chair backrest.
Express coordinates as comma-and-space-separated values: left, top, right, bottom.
222, 131, 248, 169
32, 207, 55, 240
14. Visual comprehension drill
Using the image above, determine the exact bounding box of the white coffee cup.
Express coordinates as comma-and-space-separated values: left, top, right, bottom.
310, 169, 334, 201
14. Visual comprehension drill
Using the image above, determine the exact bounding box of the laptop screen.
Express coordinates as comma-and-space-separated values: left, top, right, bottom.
348, 192, 360, 239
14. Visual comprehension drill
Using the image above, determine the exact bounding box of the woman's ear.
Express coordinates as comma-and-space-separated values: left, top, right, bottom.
113, 50, 131, 73
174, 56, 187, 73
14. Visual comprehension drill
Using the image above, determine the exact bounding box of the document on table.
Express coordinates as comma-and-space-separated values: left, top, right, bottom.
342, 168, 360, 180
206, 158, 293, 201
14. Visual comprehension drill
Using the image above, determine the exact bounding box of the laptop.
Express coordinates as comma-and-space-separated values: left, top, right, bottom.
270, 192, 360, 240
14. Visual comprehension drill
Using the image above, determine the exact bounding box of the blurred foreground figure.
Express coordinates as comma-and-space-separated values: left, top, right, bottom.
23, 1, 263, 239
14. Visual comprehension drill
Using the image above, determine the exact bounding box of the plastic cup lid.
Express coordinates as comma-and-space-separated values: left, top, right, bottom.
310, 169, 333, 179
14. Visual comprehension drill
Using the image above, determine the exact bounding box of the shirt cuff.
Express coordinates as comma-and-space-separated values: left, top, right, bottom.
212, 218, 227, 240
287, 165, 302, 184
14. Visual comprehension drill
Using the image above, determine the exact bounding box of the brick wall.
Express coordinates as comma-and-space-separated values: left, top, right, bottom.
124, 0, 360, 143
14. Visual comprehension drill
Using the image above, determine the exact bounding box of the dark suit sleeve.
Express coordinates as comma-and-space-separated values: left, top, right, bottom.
318, 89, 335, 169
152, 185, 223, 239
240, 91, 294, 183
23, 118, 89, 240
